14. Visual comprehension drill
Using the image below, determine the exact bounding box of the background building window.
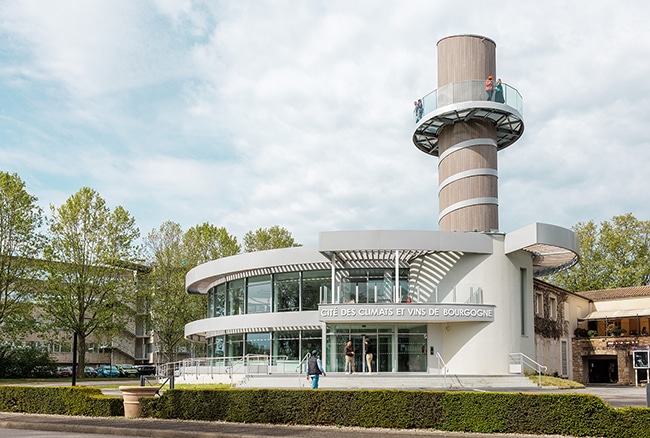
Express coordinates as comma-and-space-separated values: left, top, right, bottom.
534, 293, 542, 315
549, 296, 557, 320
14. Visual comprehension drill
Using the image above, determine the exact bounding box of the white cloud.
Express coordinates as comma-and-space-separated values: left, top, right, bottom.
2, 0, 650, 247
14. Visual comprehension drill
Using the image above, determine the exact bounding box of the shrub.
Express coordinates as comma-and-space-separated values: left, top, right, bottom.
0, 343, 57, 378
140, 388, 650, 438
0, 386, 123, 416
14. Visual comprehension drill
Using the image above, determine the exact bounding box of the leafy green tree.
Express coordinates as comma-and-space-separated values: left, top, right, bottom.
40, 187, 140, 377
546, 213, 650, 291
144, 222, 240, 364
0, 172, 44, 338
143, 221, 187, 364
182, 222, 240, 266
243, 225, 301, 252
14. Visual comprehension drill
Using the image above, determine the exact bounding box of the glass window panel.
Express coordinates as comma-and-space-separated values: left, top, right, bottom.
274, 272, 300, 312
207, 288, 213, 318
302, 270, 330, 310
301, 331, 322, 363
214, 283, 226, 317
227, 279, 244, 316
225, 334, 244, 359
208, 336, 225, 358
246, 333, 270, 356
273, 331, 299, 360
397, 325, 428, 372
247, 275, 271, 314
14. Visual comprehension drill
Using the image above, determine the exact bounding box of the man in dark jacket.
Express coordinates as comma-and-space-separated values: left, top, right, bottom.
306, 350, 326, 389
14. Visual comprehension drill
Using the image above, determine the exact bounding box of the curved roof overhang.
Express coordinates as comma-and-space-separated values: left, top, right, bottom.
318, 230, 493, 264
185, 246, 329, 294
186, 230, 495, 295
504, 223, 579, 277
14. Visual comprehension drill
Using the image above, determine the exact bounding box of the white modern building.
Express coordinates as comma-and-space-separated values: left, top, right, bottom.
183, 35, 580, 378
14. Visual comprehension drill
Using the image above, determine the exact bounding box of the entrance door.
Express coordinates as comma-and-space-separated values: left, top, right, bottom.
588, 358, 617, 383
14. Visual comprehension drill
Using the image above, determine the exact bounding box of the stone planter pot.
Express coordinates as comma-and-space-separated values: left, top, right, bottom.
119, 386, 159, 418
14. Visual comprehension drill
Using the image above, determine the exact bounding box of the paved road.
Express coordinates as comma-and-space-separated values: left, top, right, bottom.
0, 413, 579, 438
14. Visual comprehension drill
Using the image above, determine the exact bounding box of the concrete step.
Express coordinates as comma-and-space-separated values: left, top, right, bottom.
234, 373, 540, 390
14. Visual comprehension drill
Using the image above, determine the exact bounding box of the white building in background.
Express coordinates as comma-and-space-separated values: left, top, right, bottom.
183, 35, 579, 377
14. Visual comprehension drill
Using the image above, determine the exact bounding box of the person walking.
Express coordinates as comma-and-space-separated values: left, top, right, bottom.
364, 338, 374, 373
306, 350, 326, 389
344, 340, 355, 374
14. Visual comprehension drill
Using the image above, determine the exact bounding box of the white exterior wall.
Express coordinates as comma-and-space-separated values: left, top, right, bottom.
432, 235, 534, 374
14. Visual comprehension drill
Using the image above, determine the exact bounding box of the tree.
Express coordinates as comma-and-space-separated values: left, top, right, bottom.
40, 187, 140, 378
0, 172, 44, 338
182, 222, 240, 266
243, 225, 301, 252
546, 213, 650, 292
144, 222, 240, 364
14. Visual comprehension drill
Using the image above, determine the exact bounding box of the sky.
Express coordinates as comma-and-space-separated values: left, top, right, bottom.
2, 1, 650, 247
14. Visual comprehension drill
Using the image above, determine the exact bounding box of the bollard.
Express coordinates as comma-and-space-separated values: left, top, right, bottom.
140, 375, 145, 386
647, 382, 650, 408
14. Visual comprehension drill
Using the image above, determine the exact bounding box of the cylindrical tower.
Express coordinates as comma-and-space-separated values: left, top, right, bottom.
412, 35, 524, 233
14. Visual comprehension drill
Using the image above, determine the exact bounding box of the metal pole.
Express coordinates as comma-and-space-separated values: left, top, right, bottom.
71, 332, 77, 386
331, 255, 336, 304
395, 250, 400, 302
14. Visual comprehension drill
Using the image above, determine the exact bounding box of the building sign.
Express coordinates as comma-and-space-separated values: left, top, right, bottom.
633, 346, 649, 369
318, 303, 495, 323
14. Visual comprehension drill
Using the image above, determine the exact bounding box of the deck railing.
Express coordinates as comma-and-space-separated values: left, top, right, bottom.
415, 80, 523, 123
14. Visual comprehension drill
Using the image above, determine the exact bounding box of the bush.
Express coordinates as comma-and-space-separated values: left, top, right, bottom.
0, 386, 123, 416
140, 388, 650, 438
0, 343, 57, 378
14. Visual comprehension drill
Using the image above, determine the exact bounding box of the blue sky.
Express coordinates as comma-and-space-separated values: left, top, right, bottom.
2, 1, 650, 246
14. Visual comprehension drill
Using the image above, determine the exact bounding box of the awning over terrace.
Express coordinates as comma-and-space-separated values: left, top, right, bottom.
579, 309, 650, 321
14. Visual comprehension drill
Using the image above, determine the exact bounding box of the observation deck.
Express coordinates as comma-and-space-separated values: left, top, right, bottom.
412, 80, 524, 156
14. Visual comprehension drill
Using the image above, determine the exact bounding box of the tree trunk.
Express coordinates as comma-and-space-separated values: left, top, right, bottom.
77, 333, 86, 379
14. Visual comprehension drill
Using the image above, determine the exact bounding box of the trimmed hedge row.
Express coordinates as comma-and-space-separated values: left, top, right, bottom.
1, 386, 648, 437
140, 388, 650, 438
0, 386, 123, 416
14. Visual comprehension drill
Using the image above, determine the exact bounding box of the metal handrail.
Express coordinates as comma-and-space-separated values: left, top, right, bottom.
295, 352, 312, 374
508, 352, 547, 387
435, 352, 449, 388
157, 354, 294, 382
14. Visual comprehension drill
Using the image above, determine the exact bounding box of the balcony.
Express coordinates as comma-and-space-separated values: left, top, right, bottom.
412, 80, 524, 156
414, 80, 523, 124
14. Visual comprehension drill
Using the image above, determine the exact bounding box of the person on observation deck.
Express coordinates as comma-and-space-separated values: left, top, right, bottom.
485, 75, 494, 101
495, 78, 504, 103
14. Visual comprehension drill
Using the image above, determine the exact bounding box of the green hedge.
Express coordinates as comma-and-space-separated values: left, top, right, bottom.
1, 385, 649, 437
140, 388, 650, 438
0, 386, 123, 416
